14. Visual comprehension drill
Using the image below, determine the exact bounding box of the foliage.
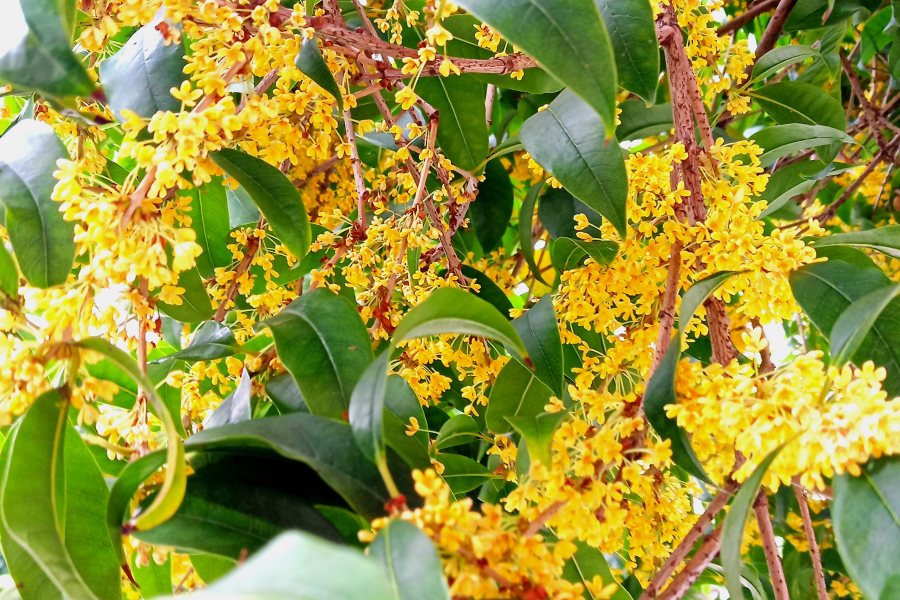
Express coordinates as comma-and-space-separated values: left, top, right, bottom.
2, 0, 900, 600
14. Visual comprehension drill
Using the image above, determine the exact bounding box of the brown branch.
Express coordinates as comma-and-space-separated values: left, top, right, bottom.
657, 524, 724, 600
752, 317, 776, 374
522, 500, 567, 537
754, 492, 791, 600
236, 66, 280, 113
294, 154, 340, 189
717, 0, 780, 35
794, 485, 828, 600
308, 242, 349, 292
213, 219, 263, 321
841, 50, 889, 153
343, 108, 369, 231
137, 277, 149, 375
485, 84, 497, 128
752, 0, 800, 64
814, 149, 889, 224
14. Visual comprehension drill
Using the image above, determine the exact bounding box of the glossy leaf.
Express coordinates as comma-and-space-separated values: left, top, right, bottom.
295, 37, 343, 114
562, 541, 633, 600
486, 358, 555, 433
454, 0, 618, 133
435, 415, 482, 450
469, 159, 513, 253
750, 124, 857, 167
595, 0, 659, 103
226, 185, 260, 228
132, 552, 171, 599
814, 225, 900, 259
211, 149, 311, 260
266, 373, 308, 414
204, 369, 252, 429
164, 321, 241, 363
393, 287, 527, 358
0, 120, 75, 288
538, 186, 603, 240
513, 294, 564, 397
644, 272, 739, 483
721, 442, 791, 600
751, 81, 845, 130
518, 181, 549, 286
106, 452, 168, 568
349, 351, 391, 463
460, 265, 513, 317
258, 289, 374, 420
186, 532, 395, 600
0, 0, 94, 98
506, 411, 567, 468
551, 237, 618, 271
790, 259, 900, 397
156, 266, 214, 323
751, 45, 821, 81
416, 75, 489, 173
370, 520, 451, 600
616, 99, 673, 141
184, 413, 395, 519
187, 178, 232, 279
831, 284, 900, 367
435, 454, 495, 494
521, 90, 628, 237
382, 377, 431, 470
99, 13, 186, 121
785, 0, 881, 31
759, 180, 816, 220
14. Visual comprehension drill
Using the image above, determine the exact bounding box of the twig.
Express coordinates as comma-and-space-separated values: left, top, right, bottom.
717, 0, 780, 35
342, 107, 369, 231
794, 485, 828, 600
754, 492, 791, 600
236, 66, 279, 113
485, 84, 497, 128
137, 277, 149, 375
656, 524, 723, 600
294, 154, 340, 189
751, 0, 800, 64
523, 500, 566, 537
213, 218, 263, 321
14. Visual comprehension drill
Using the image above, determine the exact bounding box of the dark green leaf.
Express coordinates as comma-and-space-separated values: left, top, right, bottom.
460, 265, 513, 317
831, 283, 900, 366
751, 81, 845, 130
616, 99, 673, 141
226, 185, 260, 229
833, 456, 900, 600
595, 0, 659, 103
0, 120, 75, 288
518, 181, 549, 286
538, 186, 603, 240
383, 377, 429, 455
106, 452, 168, 567
186, 532, 394, 600
506, 411, 567, 468
454, 0, 619, 133
258, 289, 374, 420
163, 321, 241, 363
470, 159, 513, 253
435, 454, 494, 494
435, 415, 482, 450
132, 552, 172, 599
486, 358, 555, 433
562, 541, 633, 600
393, 287, 526, 358
205, 369, 252, 429
0, 0, 94, 98
785, 0, 881, 31
551, 237, 618, 272
99, 13, 186, 121
315, 506, 372, 550
751, 46, 821, 81
416, 76, 489, 173
722, 442, 791, 600
350, 351, 391, 463
370, 520, 451, 600
295, 37, 343, 114
644, 272, 739, 483
750, 124, 857, 167
189, 554, 236, 585
156, 266, 214, 323
187, 178, 232, 279
521, 90, 628, 237
211, 149, 311, 260
814, 225, 900, 259
513, 294, 564, 396
266, 373, 308, 414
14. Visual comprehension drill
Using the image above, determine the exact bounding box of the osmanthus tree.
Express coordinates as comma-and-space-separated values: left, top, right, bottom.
3, 0, 900, 598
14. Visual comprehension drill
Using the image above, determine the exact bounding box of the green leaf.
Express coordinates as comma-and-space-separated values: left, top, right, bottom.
644, 272, 740, 483
595, 0, 659, 104
132, 553, 171, 599
814, 225, 900, 259
506, 411, 567, 468
350, 351, 391, 463
163, 321, 241, 363
521, 90, 629, 237
156, 266, 214, 323
315, 506, 372, 550
435, 454, 494, 494
186, 532, 395, 600
266, 373, 308, 414
831, 284, 900, 366
0, 241, 19, 299
370, 520, 451, 600
258, 289, 374, 420
186, 178, 232, 279
721, 442, 792, 600
454, 0, 618, 133
758, 180, 815, 220
460, 265, 513, 317
469, 159, 513, 253
441, 15, 563, 94
0, 0, 94, 99
133, 455, 342, 559
393, 287, 527, 358
551, 237, 618, 272
486, 358, 555, 433
147, 358, 187, 439
435, 415, 482, 450
226, 185, 260, 229
189, 555, 235, 585
790, 259, 900, 397
833, 456, 900, 600
0, 120, 74, 288
0, 392, 98, 600
751, 45, 821, 81
106, 452, 168, 568
562, 541, 633, 600
184, 413, 395, 519
98, 13, 186, 121
518, 181, 549, 286
538, 186, 603, 240
616, 99, 673, 141
513, 294, 564, 397
750, 81, 845, 130
415, 75, 489, 173
211, 149, 311, 260
204, 369, 252, 429
750, 124, 858, 167
295, 37, 343, 114
785, 0, 881, 30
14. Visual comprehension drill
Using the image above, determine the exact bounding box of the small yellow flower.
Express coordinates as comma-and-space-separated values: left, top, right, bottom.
395, 87, 418, 110
405, 416, 420, 436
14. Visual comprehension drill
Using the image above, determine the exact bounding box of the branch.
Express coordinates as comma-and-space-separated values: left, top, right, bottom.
794, 485, 828, 600
753, 492, 791, 600
213, 218, 263, 321
717, 0, 780, 35
752, 0, 800, 64
294, 154, 339, 189
657, 524, 724, 600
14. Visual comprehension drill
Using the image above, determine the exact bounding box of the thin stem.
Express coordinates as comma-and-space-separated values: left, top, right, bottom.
754, 492, 791, 600
794, 485, 829, 600
656, 524, 724, 600
717, 0, 780, 35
